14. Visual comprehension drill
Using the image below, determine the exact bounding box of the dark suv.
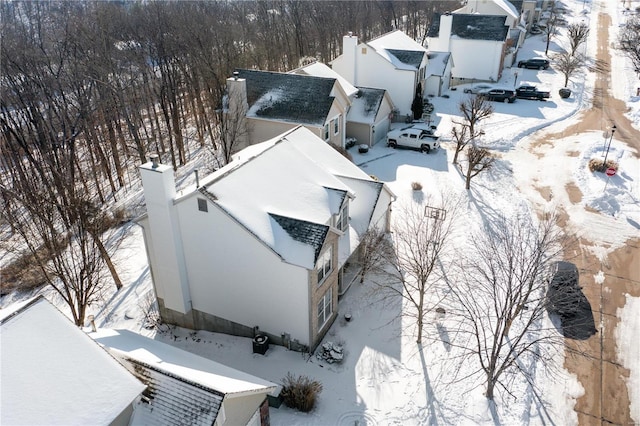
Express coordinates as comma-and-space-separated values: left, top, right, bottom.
477, 88, 516, 103
517, 58, 550, 70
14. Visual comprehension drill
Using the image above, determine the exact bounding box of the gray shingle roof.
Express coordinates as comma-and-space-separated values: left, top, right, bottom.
126, 358, 223, 426
386, 49, 426, 69
428, 13, 509, 41
236, 69, 336, 126
269, 213, 331, 263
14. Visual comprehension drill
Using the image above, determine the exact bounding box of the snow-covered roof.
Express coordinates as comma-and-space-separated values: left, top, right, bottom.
0, 297, 144, 426
367, 30, 427, 71
347, 87, 387, 124
294, 61, 359, 97
368, 29, 427, 52
189, 126, 381, 269
337, 177, 385, 265
425, 51, 451, 77
93, 329, 278, 395
92, 328, 278, 426
493, 0, 520, 19
457, 0, 520, 19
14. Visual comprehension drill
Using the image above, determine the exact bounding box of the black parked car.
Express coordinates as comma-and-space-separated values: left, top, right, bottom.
517, 58, 550, 70
477, 88, 516, 103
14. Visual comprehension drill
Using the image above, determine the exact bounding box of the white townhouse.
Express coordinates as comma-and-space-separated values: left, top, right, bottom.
331, 30, 452, 118
139, 126, 395, 352
227, 68, 351, 150
292, 61, 395, 147
427, 12, 512, 84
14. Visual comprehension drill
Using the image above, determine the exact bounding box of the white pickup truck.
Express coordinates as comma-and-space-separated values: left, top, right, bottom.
386, 125, 440, 153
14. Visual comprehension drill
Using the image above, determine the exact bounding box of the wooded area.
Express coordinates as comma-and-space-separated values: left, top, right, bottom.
0, 0, 453, 320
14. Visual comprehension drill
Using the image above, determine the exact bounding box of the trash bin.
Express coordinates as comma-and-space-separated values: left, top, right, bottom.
252, 334, 269, 355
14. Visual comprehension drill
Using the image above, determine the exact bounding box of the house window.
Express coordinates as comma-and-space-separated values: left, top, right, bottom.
324, 124, 330, 141
361, 47, 367, 54
333, 118, 339, 135
316, 246, 332, 284
317, 287, 333, 330
197, 198, 208, 212
335, 203, 349, 231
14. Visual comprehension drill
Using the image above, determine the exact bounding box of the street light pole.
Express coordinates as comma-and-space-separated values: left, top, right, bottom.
602, 124, 616, 168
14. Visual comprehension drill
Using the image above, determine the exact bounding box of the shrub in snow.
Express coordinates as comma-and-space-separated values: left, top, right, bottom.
412, 181, 423, 191
588, 158, 618, 173
281, 372, 323, 412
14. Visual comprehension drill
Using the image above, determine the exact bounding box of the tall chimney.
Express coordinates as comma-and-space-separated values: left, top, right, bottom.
225, 72, 249, 150
341, 32, 358, 85
139, 157, 192, 314
430, 13, 453, 52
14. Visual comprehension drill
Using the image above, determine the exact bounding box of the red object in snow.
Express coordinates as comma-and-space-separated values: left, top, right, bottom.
605, 168, 617, 177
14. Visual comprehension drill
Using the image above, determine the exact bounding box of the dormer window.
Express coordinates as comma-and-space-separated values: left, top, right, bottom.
335, 202, 349, 232
324, 124, 330, 141
333, 118, 339, 135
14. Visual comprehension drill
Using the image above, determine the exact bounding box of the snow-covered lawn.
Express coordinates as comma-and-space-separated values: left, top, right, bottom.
2, 0, 639, 424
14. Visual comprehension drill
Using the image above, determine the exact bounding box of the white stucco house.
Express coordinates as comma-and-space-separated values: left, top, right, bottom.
226, 68, 351, 151
291, 61, 395, 147
427, 12, 512, 84
0, 297, 145, 426
139, 126, 395, 352
454, 0, 527, 63
93, 328, 278, 426
331, 30, 452, 118
457, 0, 523, 29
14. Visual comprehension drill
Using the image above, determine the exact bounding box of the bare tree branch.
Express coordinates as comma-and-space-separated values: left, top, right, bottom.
448, 212, 567, 400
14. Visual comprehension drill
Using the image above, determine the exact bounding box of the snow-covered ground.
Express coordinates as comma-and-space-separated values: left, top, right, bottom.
2, 0, 639, 424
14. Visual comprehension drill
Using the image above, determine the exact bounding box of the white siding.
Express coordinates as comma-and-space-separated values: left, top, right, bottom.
370, 187, 394, 231
335, 45, 416, 117
175, 195, 311, 346
450, 39, 504, 81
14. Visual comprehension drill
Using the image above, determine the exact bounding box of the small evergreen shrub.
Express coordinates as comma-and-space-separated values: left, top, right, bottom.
280, 373, 323, 412
412, 181, 423, 191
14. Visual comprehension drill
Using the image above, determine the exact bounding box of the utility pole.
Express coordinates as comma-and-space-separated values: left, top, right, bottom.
602, 124, 616, 168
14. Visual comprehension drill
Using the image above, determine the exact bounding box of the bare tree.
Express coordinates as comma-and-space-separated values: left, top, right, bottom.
458, 96, 493, 138
566, 22, 589, 56
372, 195, 460, 344
217, 80, 252, 166
356, 226, 394, 284
542, 12, 562, 55
617, 15, 640, 76
464, 144, 495, 190
553, 51, 585, 87
1, 184, 111, 326
451, 123, 486, 166
448, 212, 566, 401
